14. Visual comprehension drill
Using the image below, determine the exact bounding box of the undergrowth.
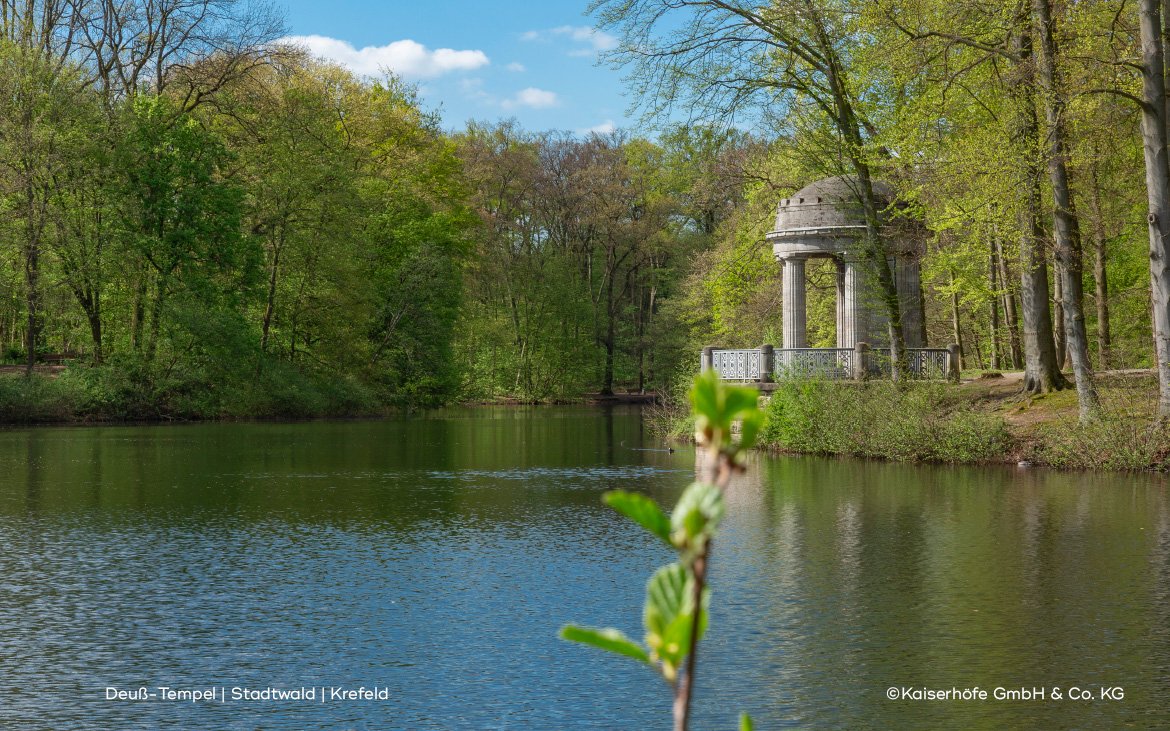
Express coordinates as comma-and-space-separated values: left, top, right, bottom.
760, 379, 1009, 463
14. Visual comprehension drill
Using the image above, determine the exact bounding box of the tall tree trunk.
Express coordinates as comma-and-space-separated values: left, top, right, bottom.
634, 268, 645, 393
855, 167, 907, 381
260, 229, 284, 353
1086, 161, 1111, 369
131, 273, 146, 352
1052, 260, 1066, 365
1033, 0, 1098, 419
88, 308, 103, 364
971, 325, 986, 369
916, 278, 929, 346
23, 186, 40, 377
602, 267, 615, 396
1140, 0, 1170, 417
996, 238, 1024, 368
1010, 18, 1067, 393
145, 275, 167, 365
646, 282, 658, 387
990, 240, 1001, 370
950, 273, 965, 371
636, 299, 645, 393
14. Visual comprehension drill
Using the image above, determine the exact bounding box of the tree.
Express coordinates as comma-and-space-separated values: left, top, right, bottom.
592, 0, 912, 379
117, 95, 253, 364
879, 0, 1068, 392
0, 40, 90, 371
1136, 0, 1170, 417
1031, 0, 1099, 418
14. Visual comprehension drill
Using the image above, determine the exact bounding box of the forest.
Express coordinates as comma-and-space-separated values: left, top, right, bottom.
0, 0, 1168, 423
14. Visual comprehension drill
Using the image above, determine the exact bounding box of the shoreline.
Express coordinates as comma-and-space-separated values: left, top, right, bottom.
0, 386, 661, 430
3, 368, 1163, 473
655, 369, 1168, 473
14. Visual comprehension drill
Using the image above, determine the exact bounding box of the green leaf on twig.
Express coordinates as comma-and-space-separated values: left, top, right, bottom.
671, 481, 724, 548
604, 490, 671, 544
559, 625, 651, 664
740, 712, 754, 731
738, 408, 765, 452
643, 563, 708, 681
690, 370, 764, 453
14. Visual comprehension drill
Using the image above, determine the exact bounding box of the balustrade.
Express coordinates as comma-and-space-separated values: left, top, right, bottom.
702, 345, 955, 381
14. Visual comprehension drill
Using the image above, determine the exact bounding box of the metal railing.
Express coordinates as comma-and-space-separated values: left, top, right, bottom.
702, 344, 956, 382
775, 348, 853, 380
864, 348, 951, 379
705, 348, 770, 381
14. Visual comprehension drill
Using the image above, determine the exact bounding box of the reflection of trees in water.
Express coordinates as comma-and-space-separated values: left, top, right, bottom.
0, 408, 662, 525
703, 456, 1170, 728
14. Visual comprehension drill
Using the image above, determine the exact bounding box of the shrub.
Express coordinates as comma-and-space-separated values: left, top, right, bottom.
1029, 416, 1170, 471
761, 379, 1009, 463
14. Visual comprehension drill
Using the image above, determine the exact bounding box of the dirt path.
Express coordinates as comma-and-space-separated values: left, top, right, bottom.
0, 365, 67, 377
956, 368, 1156, 428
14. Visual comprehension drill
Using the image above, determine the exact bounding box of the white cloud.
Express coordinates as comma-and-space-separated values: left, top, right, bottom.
506, 62, 526, 72
501, 87, 560, 109
281, 35, 489, 78
580, 119, 616, 135
521, 25, 617, 57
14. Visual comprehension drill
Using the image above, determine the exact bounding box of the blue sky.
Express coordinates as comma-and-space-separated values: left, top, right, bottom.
276, 0, 635, 135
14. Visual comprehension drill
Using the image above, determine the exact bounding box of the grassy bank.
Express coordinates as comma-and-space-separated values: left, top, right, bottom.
0, 361, 387, 424
650, 370, 1170, 471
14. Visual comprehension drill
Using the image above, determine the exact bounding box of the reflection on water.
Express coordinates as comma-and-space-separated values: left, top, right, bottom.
0, 407, 1166, 729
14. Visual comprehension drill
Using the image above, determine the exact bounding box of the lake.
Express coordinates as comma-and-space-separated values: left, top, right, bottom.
0, 406, 1166, 729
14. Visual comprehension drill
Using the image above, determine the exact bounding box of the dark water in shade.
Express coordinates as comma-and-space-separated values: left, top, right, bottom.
0, 406, 1167, 730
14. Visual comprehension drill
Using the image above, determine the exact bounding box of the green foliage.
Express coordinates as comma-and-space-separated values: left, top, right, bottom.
670, 481, 725, 553
603, 491, 672, 544
691, 369, 765, 455
1030, 417, 1170, 471
559, 626, 651, 665
762, 380, 1009, 463
0, 48, 471, 415
452, 121, 760, 402
642, 563, 707, 681
1023, 377, 1170, 470
561, 374, 760, 727
0, 374, 84, 422
644, 362, 702, 441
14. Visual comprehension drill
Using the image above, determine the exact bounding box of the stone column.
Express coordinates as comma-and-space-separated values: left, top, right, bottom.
835, 257, 847, 348
839, 258, 867, 349
782, 256, 807, 349
701, 346, 715, 372
852, 341, 870, 381
947, 343, 961, 382
896, 256, 925, 347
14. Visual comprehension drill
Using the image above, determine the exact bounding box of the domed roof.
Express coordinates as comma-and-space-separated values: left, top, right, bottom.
772, 175, 897, 233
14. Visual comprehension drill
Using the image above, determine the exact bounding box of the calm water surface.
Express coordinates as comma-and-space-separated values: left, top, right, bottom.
0, 407, 1167, 729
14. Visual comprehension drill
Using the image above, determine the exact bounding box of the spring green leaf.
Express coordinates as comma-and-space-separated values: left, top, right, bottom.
722, 386, 760, 422
670, 481, 724, 546
738, 409, 765, 451
643, 563, 709, 680
644, 563, 688, 654
603, 490, 671, 544
559, 625, 651, 664
690, 370, 720, 425
739, 712, 754, 731
690, 371, 764, 453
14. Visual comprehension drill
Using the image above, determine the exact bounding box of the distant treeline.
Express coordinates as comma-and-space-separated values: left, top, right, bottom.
0, 0, 1166, 418
0, 0, 472, 415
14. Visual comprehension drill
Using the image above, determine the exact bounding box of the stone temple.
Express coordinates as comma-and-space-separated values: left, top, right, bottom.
766, 176, 926, 349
